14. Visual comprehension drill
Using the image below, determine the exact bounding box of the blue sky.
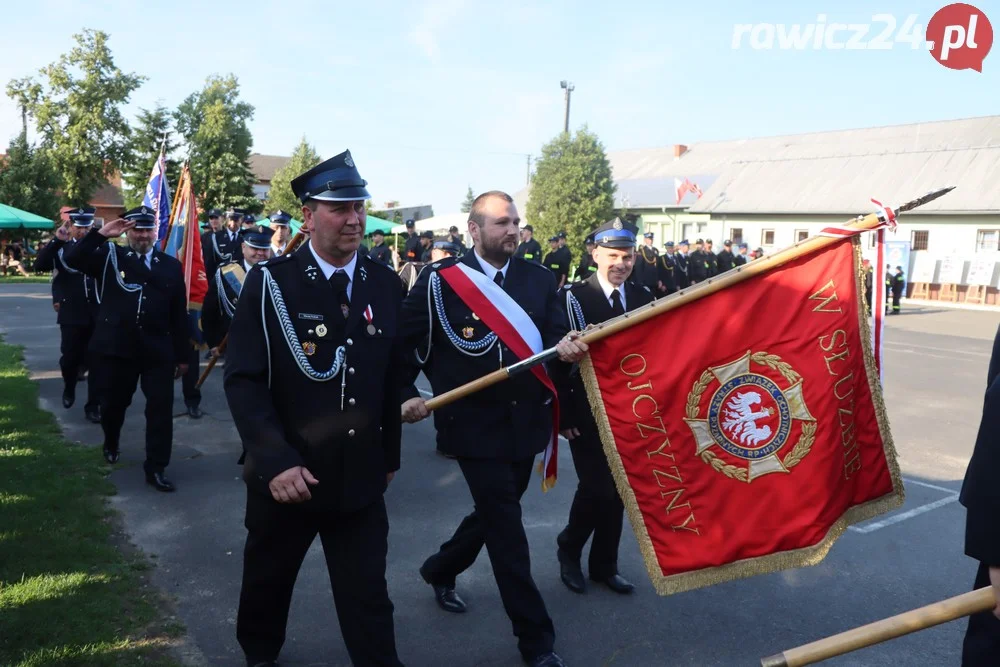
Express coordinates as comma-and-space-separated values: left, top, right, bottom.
1, 0, 996, 214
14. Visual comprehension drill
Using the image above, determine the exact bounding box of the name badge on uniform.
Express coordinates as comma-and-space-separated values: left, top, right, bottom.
298, 313, 324, 321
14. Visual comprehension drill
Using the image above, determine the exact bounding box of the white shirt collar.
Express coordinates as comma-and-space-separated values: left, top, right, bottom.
141, 248, 154, 265
595, 272, 626, 309
308, 244, 357, 295
473, 247, 510, 283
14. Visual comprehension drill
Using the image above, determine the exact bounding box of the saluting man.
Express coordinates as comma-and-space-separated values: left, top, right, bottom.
224, 150, 404, 667
400, 190, 586, 667
34, 207, 102, 423
63, 206, 189, 492
553, 218, 653, 597
202, 225, 274, 357
268, 210, 293, 256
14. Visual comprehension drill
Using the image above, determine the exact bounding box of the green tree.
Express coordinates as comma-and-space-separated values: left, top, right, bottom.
174, 74, 258, 213
265, 137, 321, 217
6, 29, 144, 206
121, 104, 181, 209
526, 126, 616, 265
0, 131, 62, 221
460, 185, 475, 213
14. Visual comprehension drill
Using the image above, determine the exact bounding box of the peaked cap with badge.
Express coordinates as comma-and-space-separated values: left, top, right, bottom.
68, 206, 97, 227
290, 150, 371, 203
240, 225, 276, 250
591, 218, 638, 249
124, 205, 157, 228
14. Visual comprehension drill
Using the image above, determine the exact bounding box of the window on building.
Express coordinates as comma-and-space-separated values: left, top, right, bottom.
730, 228, 743, 245
911, 230, 929, 251
795, 229, 808, 243
762, 229, 775, 246
977, 229, 999, 252
681, 223, 693, 241
696, 222, 707, 234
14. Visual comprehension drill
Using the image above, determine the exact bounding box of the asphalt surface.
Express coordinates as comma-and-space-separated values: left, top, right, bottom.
1, 283, 996, 667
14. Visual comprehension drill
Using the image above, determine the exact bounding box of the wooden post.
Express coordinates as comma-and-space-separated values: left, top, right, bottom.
910, 282, 930, 300
939, 283, 959, 303
965, 284, 986, 305
760, 587, 996, 667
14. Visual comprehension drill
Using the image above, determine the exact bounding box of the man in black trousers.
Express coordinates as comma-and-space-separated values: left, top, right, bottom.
224, 150, 404, 667
552, 218, 654, 596
960, 324, 1000, 666
400, 190, 586, 667
34, 208, 102, 423
64, 206, 189, 492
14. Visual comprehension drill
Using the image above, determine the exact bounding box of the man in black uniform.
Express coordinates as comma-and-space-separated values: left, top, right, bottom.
688, 238, 708, 284
368, 229, 393, 266
674, 239, 690, 288
398, 236, 460, 296
447, 225, 467, 256
573, 235, 597, 281
206, 208, 245, 279
400, 191, 586, 667
717, 239, 735, 273
418, 230, 434, 262
202, 226, 274, 356
401, 219, 421, 263
657, 240, 677, 296
515, 224, 543, 264
960, 324, 1000, 665
553, 218, 653, 597
64, 206, 188, 492
633, 231, 659, 290
268, 210, 293, 257
543, 235, 570, 289
201, 209, 223, 275
734, 242, 749, 267
242, 212, 257, 229
890, 265, 905, 314
224, 150, 404, 667
34, 207, 102, 422
704, 239, 719, 277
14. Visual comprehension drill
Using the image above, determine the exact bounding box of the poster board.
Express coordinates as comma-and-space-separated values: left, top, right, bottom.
966, 258, 997, 287
910, 254, 936, 283
938, 256, 965, 285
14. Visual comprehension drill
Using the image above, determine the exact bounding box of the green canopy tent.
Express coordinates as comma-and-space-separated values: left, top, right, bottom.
0, 203, 54, 230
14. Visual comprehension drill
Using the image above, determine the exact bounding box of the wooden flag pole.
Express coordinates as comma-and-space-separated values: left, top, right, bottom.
423, 187, 954, 413
194, 226, 310, 389
760, 587, 996, 667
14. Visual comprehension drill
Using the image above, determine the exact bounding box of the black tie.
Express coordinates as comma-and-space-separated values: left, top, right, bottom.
610, 289, 624, 316
494, 271, 504, 288
330, 270, 350, 317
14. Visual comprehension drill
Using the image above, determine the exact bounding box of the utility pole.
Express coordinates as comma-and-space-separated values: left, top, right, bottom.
526, 154, 532, 185
560, 80, 575, 134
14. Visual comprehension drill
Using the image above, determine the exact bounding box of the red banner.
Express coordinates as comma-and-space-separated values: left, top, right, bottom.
581, 237, 903, 595
166, 165, 208, 309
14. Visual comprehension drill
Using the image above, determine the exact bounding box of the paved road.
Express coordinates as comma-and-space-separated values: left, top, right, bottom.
2, 283, 996, 667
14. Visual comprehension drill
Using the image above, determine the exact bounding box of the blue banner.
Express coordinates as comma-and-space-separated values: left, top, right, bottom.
142, 152, 172, 247
885, 240, 911, 282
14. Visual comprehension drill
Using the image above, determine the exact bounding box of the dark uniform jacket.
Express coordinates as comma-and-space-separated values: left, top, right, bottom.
515, 238, 543, 264
717, 249, 734, 273
633, 245, 659, 289
552, 275, 654, 434
402, 233, 422, 263
574, 253, 597, 282
206, 228, 243, 278
688, 249, 709, 283
544, 247, 570, 286
960, 325, 1000, 566
34, 238, 99, 326
368, 242, 393, 267
399, 252, 567, 461
202, 259, 251, 349
63, 229, 188, 366
733, 253, 748, 268
891, 272, 906, 297
223, 243, 404, 512
705, 250, 719, 277
657, 253, 677, 294
674, 253, 690, 288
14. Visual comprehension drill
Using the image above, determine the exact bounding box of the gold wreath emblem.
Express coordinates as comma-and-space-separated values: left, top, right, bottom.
683, 351, 817, 483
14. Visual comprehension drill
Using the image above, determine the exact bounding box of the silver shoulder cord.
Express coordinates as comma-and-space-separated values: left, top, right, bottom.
416, 271, 499, 366
216, 269, 237, 319
565, 289, 586, 332
212, 234, 231, 263
57, 246, 99, 303
104, 247, 143, 321
260, 266, 346, 387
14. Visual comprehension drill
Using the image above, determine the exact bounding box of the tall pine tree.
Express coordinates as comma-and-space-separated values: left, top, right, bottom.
526, 126, 616, 265
460, 185, 475, 213
265, 137, 322, 217
174, 75, 258, 213
121, 104, 181, 209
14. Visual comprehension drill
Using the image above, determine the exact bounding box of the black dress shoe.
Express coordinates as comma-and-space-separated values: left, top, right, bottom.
592, 573, 635, 595
102, 445, 119, 464
145, 471, 176, 492
420, 563, 466, 613
62, 387, 75, 409
525, 651, 566, 667
559, 562, 586, 594
85, 406, 101, 424
187, 404, 203, 419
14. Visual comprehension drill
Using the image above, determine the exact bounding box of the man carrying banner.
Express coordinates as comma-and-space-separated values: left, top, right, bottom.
399, 190, 586, 667
553, 218, 654, 596
224, 150, 404, 667
202, 225, 274, 355
960, 324, 1000, 665
268, 210, 293, 256
64, 206, 188, 492
34, 207, 102, 423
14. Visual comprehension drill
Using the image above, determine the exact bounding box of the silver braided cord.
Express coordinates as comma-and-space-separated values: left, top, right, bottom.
565, 290, 586, 332
429, 270, 497, 357
216, 269, 237, 319
261, 267, 346, 382
105, 247, 143, 321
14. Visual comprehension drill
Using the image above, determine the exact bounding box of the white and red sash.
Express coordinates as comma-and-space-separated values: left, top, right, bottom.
437, 262, 561, 490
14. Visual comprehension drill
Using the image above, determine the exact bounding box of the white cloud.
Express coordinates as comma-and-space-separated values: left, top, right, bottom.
407, 0, 466, 63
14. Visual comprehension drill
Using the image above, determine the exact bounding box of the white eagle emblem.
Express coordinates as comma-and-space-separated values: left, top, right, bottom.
721, 391, 775, 447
